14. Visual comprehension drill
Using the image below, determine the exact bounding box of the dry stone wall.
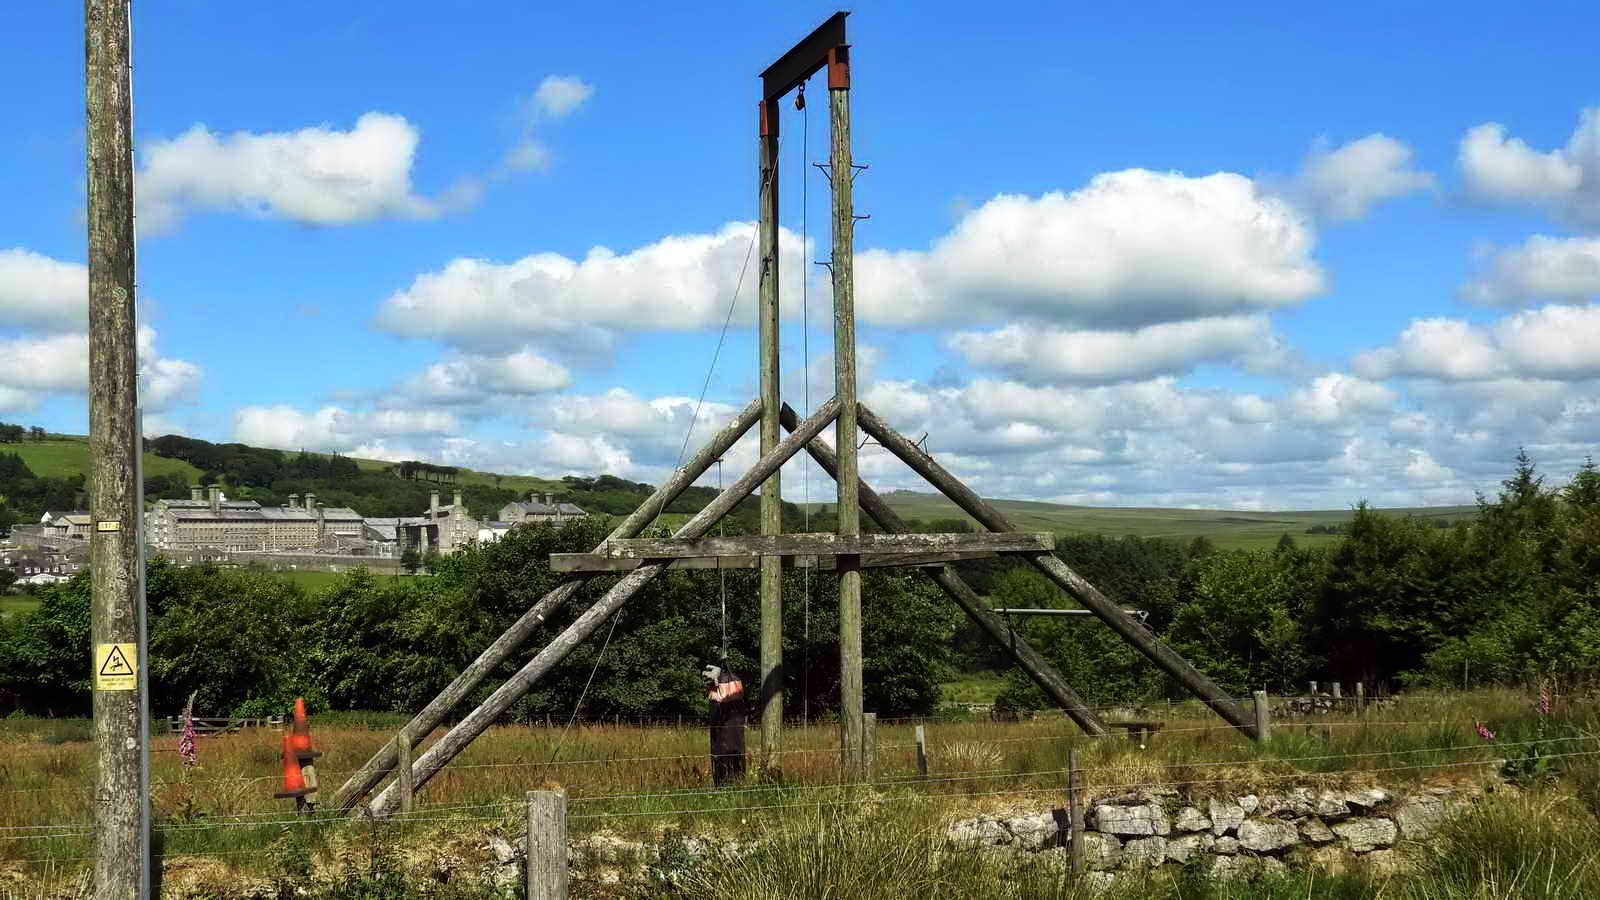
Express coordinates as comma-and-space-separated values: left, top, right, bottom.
945, 784, 1480, 883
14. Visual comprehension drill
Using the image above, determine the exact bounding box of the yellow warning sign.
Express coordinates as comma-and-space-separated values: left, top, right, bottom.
94, 643, 137, 691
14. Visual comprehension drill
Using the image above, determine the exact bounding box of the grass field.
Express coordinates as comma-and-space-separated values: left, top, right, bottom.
5, 437, 204, 483
869, 491, 1478, 550
2, 688, 1594, 897
0, 595, 40, 617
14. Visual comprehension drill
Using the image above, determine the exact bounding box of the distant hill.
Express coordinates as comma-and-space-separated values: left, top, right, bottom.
838, 490, 1477, 551
0, 428, 1477, 549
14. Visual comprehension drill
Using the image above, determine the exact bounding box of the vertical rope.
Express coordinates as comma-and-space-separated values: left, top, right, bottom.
799, 82, 813, 728
718, 458, 728, 661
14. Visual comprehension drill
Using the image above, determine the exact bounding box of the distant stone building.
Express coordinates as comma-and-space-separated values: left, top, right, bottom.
399, 491, 480, 556
146, 486, 364, 552
498, 494, 586, 525
476, 522, 514, 544
361, 517, 427, 557
39, 511, 92, 541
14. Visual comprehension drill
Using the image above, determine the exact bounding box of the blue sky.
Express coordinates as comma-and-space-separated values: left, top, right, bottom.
4, 1, 1600, 509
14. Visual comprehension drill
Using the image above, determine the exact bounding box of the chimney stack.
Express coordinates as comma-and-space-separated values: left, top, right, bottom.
208, 485, 221, 513
430, 491, 440, 520
304, 492, 316, 511
543, 493, 553, 507
453, 491, 463, 511
190, 486, 203, 502
287, 493, 299, 509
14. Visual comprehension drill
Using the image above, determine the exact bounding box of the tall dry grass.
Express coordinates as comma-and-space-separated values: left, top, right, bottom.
0, 687, 1594, 895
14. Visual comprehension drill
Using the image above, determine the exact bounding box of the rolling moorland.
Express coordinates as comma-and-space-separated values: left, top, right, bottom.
0, 430, 1477, 549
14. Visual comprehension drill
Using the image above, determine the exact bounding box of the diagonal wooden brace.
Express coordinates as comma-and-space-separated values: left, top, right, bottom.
333, 398, 764, 813
364, 398, 843, 817
855, 403, 1260, 740
779, 404, 1109, 736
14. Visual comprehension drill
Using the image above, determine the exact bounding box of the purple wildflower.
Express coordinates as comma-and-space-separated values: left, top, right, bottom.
1475, 720, 1496, 742
1539, 683, 1552, 717
178, 713, 198, 767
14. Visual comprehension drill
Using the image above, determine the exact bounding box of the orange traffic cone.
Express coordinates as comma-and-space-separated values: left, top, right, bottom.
273, 733, 308, 798
289, 697, 320, 759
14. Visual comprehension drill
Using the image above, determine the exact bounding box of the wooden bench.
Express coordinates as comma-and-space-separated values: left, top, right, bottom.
1106, 721, 1163, 745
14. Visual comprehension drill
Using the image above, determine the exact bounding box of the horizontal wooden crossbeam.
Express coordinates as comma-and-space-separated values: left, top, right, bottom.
593, 531, 1053, 560
550, 550, 1002, 574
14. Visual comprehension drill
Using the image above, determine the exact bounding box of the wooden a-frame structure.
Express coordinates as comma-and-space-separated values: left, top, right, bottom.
335, 12, 1260, 818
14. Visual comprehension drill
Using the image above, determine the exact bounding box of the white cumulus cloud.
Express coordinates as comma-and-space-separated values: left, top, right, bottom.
532, 76, 595, 118
856, 170, 1323, 329
1461, 235, 1600, 306
138, 112, 441, 231
0, 248, 88, 331
502, 75, 595, 174
1355, 305, 1600, 381
375, 222, 808, 352
947, 315, 1289, 383
233, 404, 460, 452
402, 348, 572, 404
1293, 133, 1433, 222
0, 327, 200, 413
1459, 109, 1600, 226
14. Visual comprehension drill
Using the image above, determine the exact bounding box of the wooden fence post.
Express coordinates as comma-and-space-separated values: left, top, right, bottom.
396, 726, 414, 815
914, 725, 929, 779
862, 713, 876, 783
1332, 682, 1343, 702
1253, 691, 1271, 742
1067, 749, 1084, 875
1309, 681, 1318, 697
527, 790, 567, 900
1355, 682, 1366, 712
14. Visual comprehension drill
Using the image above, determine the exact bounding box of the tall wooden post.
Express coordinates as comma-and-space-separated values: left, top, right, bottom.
914, 724, 929, 778
526, 790, 568, 900
757, 97, 784, 767
86, 0, 149, 895
396, 726, 414, 815
1253, 690, 1271, 742
1067, 749, 1084, 875
828, 43, 864, 779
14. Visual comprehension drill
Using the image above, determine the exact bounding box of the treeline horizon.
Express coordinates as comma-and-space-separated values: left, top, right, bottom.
3, 451, 1597, 723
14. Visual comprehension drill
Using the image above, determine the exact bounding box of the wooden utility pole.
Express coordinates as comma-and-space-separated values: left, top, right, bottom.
756, 96, 784, 766
85, 0, 149, 895
828, 43, 864, 780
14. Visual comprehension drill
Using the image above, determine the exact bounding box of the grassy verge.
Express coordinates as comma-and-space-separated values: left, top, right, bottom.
1, 687, 1594, 896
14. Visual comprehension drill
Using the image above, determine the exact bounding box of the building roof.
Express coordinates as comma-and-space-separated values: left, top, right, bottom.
159, 499, 263, 510
507, 500, 586, 516
364, 516, 429, 526
168, 505, 365, 523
